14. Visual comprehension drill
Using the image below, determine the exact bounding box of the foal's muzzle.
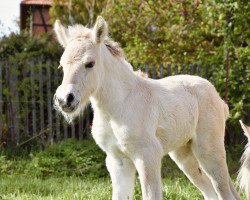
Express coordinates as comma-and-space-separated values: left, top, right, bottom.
54, 84, 81, 113
54, 93, 79, 113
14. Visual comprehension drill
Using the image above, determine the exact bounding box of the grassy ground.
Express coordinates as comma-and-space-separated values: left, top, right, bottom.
0, 139, 247, 199
0, 175, 203, 200
0, 173, 246, 199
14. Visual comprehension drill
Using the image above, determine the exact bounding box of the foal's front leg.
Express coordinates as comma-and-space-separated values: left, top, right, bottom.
106, 155, 136, 200
133, 140, 163, 200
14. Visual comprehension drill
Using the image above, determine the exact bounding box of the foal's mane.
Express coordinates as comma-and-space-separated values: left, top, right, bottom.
104, 39, 124, 58
68, 24, 124, 58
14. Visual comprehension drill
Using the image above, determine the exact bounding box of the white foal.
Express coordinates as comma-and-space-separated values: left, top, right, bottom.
238, 120, 250, 200
53, 16, 240, 200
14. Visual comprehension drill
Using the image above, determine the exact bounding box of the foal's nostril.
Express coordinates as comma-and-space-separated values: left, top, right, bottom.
66, 93, 74, 105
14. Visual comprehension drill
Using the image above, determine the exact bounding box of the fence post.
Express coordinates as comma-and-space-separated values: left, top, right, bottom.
152, 65, 156, 79
85, 106, 91, 139
54, 63, 61, 141
46, 60, 53, 142
174, 64, 178, 75
71, 123, 75, 139
12, 63, 20, 144
159, 64, 164, 78
190, 64, 194, 75
38, 58, 45, 132
63, 121, 68, 139
205, 65, 209, 80
211, 65, 215, 84
182, 64, 186, 74
22, 64, 30, 136
197, 64, 202, 77
79, 115, 83, 140
30, 60, 37, 136
6, 61, 16, 149
167, 64, 171, 76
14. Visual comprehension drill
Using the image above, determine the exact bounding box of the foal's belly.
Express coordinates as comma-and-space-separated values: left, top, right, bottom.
156, 104, 198, 154
156, 126, 194, 154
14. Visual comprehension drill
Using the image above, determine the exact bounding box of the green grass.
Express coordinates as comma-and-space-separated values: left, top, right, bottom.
0, 139, 247, 199
0, 175, 204, 200
0, 175, 246, 200
0, 175, 111, 200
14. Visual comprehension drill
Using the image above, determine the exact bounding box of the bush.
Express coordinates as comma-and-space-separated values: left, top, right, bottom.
0, 31, 62, 61
0, 139, 108, 178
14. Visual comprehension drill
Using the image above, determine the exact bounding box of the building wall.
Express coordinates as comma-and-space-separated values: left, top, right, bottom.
20, 2, 52, 36
32, 6, 52, 35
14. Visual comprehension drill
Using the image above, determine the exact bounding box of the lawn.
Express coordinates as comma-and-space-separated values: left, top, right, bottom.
0, 175, 204, 200
0, 139, 246, 199
0, 170, 245, 200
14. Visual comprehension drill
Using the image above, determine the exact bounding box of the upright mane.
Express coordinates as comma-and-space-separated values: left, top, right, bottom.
104, 38, 124, 58
67, 24, 125, 58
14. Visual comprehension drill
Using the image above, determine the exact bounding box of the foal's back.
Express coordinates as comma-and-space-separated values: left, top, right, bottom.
154, 74, 227, 138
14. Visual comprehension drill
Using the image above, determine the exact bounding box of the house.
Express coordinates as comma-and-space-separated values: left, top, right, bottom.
20, 0, 53, 36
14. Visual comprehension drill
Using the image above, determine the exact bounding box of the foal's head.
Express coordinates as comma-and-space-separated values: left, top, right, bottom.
54, 16, 112, 121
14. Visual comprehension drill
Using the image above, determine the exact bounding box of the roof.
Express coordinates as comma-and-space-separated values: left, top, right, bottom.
21, 0, 52, 6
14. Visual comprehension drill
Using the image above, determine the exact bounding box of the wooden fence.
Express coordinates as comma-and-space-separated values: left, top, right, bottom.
0, 58, 248, 149
0, 59, 92, 150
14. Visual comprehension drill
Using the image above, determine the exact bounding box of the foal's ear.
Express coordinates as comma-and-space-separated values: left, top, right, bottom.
93, 16, 108, 44
239, 120, 250, 140
54, 20, 69, 48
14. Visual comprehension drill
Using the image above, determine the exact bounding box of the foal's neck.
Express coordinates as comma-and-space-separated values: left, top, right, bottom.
91, 46, 138, 116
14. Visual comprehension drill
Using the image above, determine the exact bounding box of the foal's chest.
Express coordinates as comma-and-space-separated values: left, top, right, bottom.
92, 122, 126, 156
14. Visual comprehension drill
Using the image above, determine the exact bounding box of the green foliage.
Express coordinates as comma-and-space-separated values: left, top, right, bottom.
210, 63, 250, 144
0, 139, 107, 178
50, 0, 107, 26
0, 31, 62, 61
50, 0, 249, 65
104, 0, 221, 64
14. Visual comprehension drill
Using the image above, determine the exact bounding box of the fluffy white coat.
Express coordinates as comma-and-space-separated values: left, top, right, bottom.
54, 16, 241, 200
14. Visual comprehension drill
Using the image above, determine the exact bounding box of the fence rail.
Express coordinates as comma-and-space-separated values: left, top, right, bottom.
0, 58, 249, 149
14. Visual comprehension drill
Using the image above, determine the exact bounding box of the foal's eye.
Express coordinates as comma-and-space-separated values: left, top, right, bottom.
85, 62, 95, 68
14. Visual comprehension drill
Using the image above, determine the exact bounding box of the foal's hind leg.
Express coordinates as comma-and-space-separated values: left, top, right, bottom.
169, 143, 218, 200
192, 119, 240, 200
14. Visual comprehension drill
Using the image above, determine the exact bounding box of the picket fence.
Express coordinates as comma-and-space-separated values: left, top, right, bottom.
0, 58, 247, 149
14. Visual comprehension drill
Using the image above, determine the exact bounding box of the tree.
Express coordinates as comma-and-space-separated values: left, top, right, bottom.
50, 0, 108, 26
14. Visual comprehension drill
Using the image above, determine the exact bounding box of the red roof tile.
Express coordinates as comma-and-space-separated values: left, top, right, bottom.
21, 0, 52, 6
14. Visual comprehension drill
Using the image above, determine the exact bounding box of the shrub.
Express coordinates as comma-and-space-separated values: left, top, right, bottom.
0, 139, 108, 178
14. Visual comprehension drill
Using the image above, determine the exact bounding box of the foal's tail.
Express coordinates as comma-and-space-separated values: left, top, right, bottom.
238, 120, 250, 200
